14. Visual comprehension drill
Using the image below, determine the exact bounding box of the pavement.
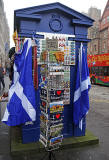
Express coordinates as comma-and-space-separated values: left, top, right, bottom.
0, 77, 109, 160
0, 76, 10, 159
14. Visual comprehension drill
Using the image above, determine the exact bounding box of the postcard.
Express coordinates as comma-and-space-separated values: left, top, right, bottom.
40, 111, 48, 126
49, 101, 64, 113
50, 124, 63, 138
50, 135, 63, 146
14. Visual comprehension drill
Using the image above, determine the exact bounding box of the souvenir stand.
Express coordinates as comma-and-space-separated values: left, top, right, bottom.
14, 2, 94, 158
39, 33, 75, 153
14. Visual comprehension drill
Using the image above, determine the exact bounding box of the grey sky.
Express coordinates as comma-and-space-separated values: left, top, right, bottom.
3, 0, 107, 47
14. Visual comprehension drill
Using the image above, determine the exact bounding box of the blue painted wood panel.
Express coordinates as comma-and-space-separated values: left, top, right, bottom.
20, 10, 75, 35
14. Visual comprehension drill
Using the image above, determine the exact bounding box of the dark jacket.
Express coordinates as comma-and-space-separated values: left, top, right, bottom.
0, 67, 4, 78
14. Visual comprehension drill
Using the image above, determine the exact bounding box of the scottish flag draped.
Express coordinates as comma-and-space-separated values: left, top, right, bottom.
2, 39, 37, 126
73, 43, 91, 125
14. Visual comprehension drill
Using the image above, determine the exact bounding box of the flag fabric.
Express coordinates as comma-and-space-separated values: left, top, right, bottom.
2, 39, 37, 126
73, 43, 91, 125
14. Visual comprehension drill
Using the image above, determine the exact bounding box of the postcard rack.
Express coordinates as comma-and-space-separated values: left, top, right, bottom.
39, 52, 64, 151
38, 35, 75, 152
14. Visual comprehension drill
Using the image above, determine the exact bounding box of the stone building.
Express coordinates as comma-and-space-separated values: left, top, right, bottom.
0, 0, 10, 66
87, 0, 109, 55
99, 0, 109, 54
87, 7, 101, 55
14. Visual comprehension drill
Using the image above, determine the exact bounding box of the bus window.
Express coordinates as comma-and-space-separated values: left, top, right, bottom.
103, 66, 109, 76
98, 66, 103, 76
108, 67, 109, 76
94, 66, 99, 75
104, 67, 107, 76
93, 66, 96, 74
98, 66, 100, 76
91, 66, 98, 75
101, 67, 104, 76
91, 67, 94, 74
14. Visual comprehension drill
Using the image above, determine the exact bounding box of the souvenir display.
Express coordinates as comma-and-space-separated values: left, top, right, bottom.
50, 123, 63, 138
13, 30, 24, 54
32, 40, 38, 90
50, 135, 63, 146
64, 66, 70, 104
40, 111, 48, 126
40, 99, 48, 113
38, 33, 76, 150
37, 32, 75, 65
50, 112, 63, 125
49, 101, 64, 113
64, 41, 75, 65
49, 89, 64, 102
15, 38, 24, 53
39, 39, 64, 150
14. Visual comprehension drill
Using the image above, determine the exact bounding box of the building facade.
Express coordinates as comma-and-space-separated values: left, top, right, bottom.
0, 0, 10, 66
87, 0, 109, 55
99, 0, 109, 54
87, 7, 101, 55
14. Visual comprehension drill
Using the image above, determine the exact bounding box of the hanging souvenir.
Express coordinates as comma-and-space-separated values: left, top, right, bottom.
32, 40, 38, 90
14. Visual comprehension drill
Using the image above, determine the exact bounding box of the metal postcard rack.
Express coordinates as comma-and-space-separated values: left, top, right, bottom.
39, 51, 64, 151
38, 34, 75, 155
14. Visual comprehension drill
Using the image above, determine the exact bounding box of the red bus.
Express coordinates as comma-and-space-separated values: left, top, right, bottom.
87, 53, 109, 86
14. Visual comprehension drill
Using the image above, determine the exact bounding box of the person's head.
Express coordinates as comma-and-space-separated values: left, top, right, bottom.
8, 47, 15, 65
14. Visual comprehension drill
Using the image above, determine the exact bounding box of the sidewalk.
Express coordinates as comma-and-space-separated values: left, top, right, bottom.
0, 76, 11, 159
0, 78, 108, 160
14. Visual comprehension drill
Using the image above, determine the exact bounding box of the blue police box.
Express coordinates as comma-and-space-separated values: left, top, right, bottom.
14, 2, 93, 143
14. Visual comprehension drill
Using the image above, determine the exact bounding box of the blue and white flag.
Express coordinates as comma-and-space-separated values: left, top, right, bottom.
73, 43, 91, 125
2, 39, 37, 126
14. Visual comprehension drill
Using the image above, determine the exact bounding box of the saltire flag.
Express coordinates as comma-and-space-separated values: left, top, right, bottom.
2, 39, 37, 126
73, 43, 91, 126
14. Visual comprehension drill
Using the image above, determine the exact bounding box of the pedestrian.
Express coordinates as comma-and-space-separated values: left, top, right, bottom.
0, 47, 15, 101
8, 47, 15, 82
0, 64, 5, 91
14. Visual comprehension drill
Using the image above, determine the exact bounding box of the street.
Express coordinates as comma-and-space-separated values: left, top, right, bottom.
0, 77, 109, 160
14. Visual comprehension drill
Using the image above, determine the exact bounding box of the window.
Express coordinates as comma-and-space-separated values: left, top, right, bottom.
104, 31, 107, 38
104, 66, 109, 76
107, 16, 109, 22
91, 66, 109, 76
98, 67, 104, 76
94, 45, 97, 51
104, 42, 106, 49
102, 18, 105, 24
108, 66, 109, 76
91, 66, 99, 74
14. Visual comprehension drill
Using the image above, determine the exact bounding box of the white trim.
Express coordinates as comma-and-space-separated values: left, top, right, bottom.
79, 118, 83, 130
15, 82, 36, 121
74, 87, 81, 103
74, 76, 90, 102
8, 64, 20, 101
36, 32, 75, 38
25, 38, 32, 57
2, 107, 9, 122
